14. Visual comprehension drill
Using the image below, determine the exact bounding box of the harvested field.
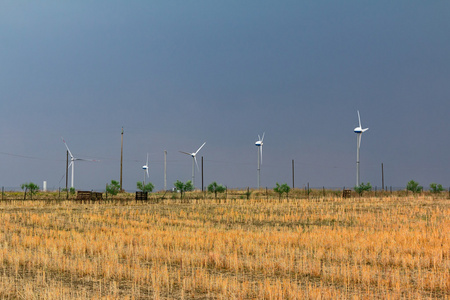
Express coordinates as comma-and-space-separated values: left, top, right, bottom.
0, 194, 449, 299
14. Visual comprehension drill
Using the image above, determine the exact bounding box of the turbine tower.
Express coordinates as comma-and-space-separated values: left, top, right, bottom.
142, 153, 149, 185
62, 138, 95, 189
353, 111, 369, 187
179, 142, 206, 188
255, 133, 264, 188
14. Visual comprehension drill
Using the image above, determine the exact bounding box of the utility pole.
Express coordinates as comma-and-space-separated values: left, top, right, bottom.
164, 150, 167, 191
120, 127, 124, 191
201, 156, 204, 192
292, 159, 295, 188
381, 163, 384, 190
66, 150, 69, 199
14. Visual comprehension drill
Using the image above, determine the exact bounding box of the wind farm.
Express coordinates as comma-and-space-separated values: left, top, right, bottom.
1, 1, 449, 298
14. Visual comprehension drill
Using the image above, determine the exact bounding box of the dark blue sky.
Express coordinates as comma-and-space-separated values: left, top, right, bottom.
1, 1, 449, 191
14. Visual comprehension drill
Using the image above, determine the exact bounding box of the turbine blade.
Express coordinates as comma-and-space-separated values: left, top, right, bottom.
258, 135, 261, 141
146, 169, 149, 178
362, 128, 369, 132
357, 111, 362, 128
146, 153, 149, 166
68, 161, 73, 169
194, 156, 200, 172
61, 137, 74, 158
179, 151, 192, 156
76, 158, 98, 162
260, 146, 263, 164
358, 133, 362, 148
261, 132, 265, 142
195, 142, 206, 155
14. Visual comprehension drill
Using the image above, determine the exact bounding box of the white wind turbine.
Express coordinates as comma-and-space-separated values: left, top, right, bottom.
354, 111, 369, 187
62, 138, 96, 189
255, 132, 265, 188
142, 153, 149, 185
179, 142, 206, 188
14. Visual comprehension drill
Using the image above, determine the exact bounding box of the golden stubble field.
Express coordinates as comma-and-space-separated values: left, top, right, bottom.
0, 193, 449, 299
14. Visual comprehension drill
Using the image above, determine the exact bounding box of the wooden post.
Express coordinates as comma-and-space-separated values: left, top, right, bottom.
120, 127, 124, 192
66, 150, 69, 200
164, 150, 167, 191
201, 156, 204, 192
381, 163, 384, 191
307, 182, 309, 200
292, 159, 295, 188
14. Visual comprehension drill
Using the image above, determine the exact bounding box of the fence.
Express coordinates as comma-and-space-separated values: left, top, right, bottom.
0, 186, 449, 203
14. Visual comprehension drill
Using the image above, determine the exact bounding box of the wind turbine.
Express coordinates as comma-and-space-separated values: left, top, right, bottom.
179, 142, 206, 188
61, 138, 96, 189
255, 132, 264, 188
354, 111, 369, 187
142, 153, 149, 185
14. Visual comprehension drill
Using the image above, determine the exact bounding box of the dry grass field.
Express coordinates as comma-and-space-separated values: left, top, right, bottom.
0, 191, 449, 299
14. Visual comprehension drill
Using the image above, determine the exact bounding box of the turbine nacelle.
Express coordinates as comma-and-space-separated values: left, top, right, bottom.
255, 132, 265, 147
353, 127, 369, 134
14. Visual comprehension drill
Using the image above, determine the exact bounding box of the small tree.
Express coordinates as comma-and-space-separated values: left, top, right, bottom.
21, 182, 40, 200
429, 183, 444, 193
137, 181, 154, 193
106, 180, 121, 198
274, 183, 291, 200
207, 181, 226, 199
354, 182, 372, 196
174, 180, 194, 199
406, 180, 422, 194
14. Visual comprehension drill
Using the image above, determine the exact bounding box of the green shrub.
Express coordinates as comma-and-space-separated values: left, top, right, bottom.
21, 182, 40, 200
137, 182, 154, 193
174, 180, 194, 199
274, 183, 291, 200
354, 182, 372, 196
207, 182, 226, 199
429, 183, 444, 193
406, 180, 422, 193
106, 180, 121, 197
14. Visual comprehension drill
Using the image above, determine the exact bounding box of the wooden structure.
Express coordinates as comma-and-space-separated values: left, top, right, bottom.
342, 189, 352, 198
135, 191, 148, 201
76, 191, 103, 202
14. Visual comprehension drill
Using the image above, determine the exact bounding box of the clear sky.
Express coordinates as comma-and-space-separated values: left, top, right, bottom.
1, 1, 449, 191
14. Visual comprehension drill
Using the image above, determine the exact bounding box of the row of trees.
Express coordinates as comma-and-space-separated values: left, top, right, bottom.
353, 180, 446, 196
17, 179, 447, 200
